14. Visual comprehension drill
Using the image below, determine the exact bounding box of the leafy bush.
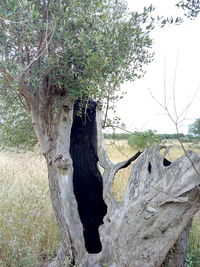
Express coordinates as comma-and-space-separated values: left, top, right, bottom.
0, 86, 37, 149
0, 108, 37, 149
186, 249, 200, 267
128, 130, 162, 149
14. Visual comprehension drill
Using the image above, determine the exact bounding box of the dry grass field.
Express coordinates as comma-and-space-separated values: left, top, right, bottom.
0, 151, 59, 266
0, 141, 200, 266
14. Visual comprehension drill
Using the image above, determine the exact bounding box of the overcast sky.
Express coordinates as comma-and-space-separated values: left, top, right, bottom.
115, 0, 200, 134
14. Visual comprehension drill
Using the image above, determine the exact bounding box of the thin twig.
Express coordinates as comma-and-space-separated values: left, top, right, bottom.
103, 95, 110, 128
19, 25, 56, 77
150, 61, 200, 176
110, 138, 129, 158
172, 53, 179, 121
105, 124, 134, 134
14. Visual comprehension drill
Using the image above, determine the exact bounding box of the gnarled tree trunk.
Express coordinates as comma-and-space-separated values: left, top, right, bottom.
27, 92, 200, 267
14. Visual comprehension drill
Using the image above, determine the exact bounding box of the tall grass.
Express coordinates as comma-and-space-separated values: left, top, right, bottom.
187, 216, 200, 267
0, 141, 200, 266
0, 151, 60, 266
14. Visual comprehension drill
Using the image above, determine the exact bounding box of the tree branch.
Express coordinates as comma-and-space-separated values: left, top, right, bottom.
0, 63, 14, 84
116, 151, 142, 171
19, 26, 56, 76
18, 79, 34, 109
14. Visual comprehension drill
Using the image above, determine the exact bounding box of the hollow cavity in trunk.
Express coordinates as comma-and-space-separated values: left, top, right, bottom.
70, 100, 107, 254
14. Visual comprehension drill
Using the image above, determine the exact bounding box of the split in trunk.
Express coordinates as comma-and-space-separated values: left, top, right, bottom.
70, 101, 107, 254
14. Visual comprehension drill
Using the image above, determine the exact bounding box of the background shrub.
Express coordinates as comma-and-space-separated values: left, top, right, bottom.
128, 130, 162, 149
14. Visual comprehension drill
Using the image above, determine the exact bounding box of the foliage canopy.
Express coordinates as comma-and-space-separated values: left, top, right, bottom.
177, 0, 200, 18
0, 94, 37, 148
0, 0, 155, 147
0, 0, 154, 102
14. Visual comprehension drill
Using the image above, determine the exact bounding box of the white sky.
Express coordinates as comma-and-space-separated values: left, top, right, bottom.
116, 0, 200, 134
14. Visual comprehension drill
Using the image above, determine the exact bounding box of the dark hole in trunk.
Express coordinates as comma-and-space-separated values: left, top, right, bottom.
148, 162, 152, 173
70, 100, 107, 254
163, 158, 171, 167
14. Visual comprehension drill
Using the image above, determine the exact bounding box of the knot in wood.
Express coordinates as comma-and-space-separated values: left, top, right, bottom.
96, 100, 103, 111
63, 100, 73, 112
54, 154, 72, 169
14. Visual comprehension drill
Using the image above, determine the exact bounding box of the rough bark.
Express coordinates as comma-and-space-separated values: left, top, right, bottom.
162, 223, 191, 267
25, 91, 200, 267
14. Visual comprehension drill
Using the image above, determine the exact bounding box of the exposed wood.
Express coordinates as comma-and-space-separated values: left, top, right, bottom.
23, 93, 200, 267
49, 108, 200, 267
114, 146, 200, 267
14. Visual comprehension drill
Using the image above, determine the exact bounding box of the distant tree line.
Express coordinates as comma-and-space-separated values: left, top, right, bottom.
104, 126, 200, 150
104, 133, 130, 140
0, 112, 200, 149
104, 132, 200, 141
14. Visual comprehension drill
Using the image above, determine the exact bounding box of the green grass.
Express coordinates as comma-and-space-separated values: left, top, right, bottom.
186, 217, 200, 267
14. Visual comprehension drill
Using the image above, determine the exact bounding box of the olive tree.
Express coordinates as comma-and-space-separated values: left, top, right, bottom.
1, 1, 200, 266
177, 0, 200, 18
